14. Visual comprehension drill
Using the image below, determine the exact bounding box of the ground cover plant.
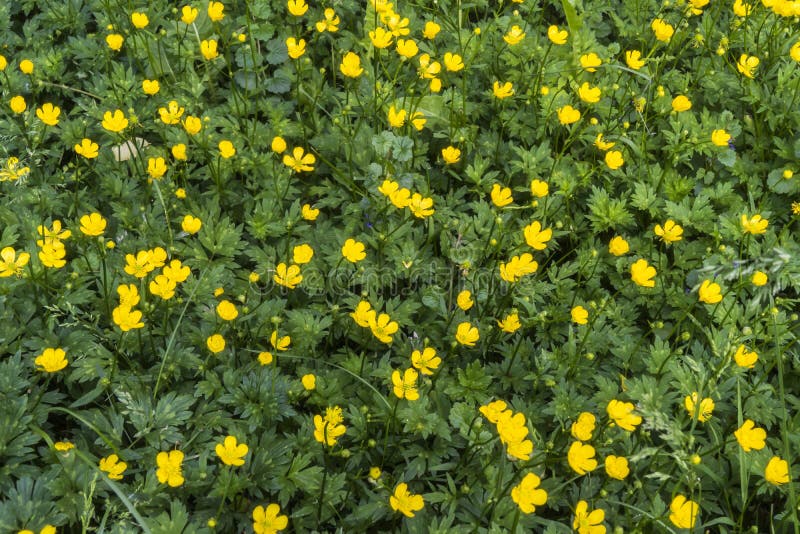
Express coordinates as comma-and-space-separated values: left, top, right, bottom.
1, 0, 800, 532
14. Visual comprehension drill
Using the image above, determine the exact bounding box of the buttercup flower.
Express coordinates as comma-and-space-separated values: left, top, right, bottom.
287, 0, 308, 16
142, 79, 160, 95
156, 450, 185, 487
684, 392, 714, 422
181, 214, 202, 234
301, 374, 316, 390
392, 368, 419, 400
368, 313, 398, 344
10, 95, 26, 114
737, 54, 759, 78
493, 81, 514, 99
387, 105, 406, 128
547, 25, 568, 44
441, 146, 461, 164
172, 144, 187, 161
765, 456, 790, 485
342, 238, 366, 263
457, 290, 473, 311
19, 59, 34, 74
741, 214, 768, 235
499, 253, 538, 283
313, 406, 346, 446
669, 495, 699, 529
423, 21, 441, 39
36, 103, 60, 126
369, 27, 393, 48
511, 473, 548, 514
578, 82, 601, 104
99, 454, 127, 480
274, 263, 302, 289
651, 18, 675, 42
390, 483, 424, 517
504, 25, 525, 45
0, 246, 30, 277
252, 503, 288, 534
654, 220, 683, 244
567, 441, 598, 475
131, 12, 149, 29
625, 50, 645, 69
498, 313, 521, 333
316, 8, 340, 33
35, 347, 68, 373
396, 38, 418, 58
54, 441, 75, 452
286, 37, 306, 59
711, 129, 731, 146
580, 53, 602, 72
751, 271, 767, 286
201, 39, 219, 60
216, 300, 238, 321
411, 347, 441, 375
630, 258, 656, 287
113, 305, 144, 331
147, 157, 167, 179
573, 500, 605, 534
184, 116, 202, 134
571, 305, 588, 325
271, 136, 287, 153
491, 184, 513, 207
524, 221, 552, 250
557, 105, 581, 125
571, 412, 596, 441
216, 435, 248, 466
672, 95, 692, 112
606, 399, 642, 431
605, 150, 624, 170
207, 1, 225, 22
270, 330, 290, 351
340, 52, 364, 78
218, 140, 236, 158
181, 5, 198, 24
301, 204, 319, 220
443, 52, 464, 72
734, 345, 758, 369
734, 419, 766, 451
605, 455, 630, 480
106, 33, 124, 50
530, 179, 549, 197
608, 236, 629, 256
79, 213, 107, 236
698, 279, 722, 304
456, 321, 479, 347
207, 334, 225, 353
102, 109, 128, 132
283, 146, 316, 172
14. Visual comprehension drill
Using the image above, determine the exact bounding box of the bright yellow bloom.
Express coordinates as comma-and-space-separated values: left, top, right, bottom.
181, 214, 202, 234
651, 18, 675, 42
443, 52, 464, 72
669, 495, 699, 529
711, 129, 731, 146
396, 38, 418, 58
201, 39, 219, 60
524, 221, 552, 250
35, 347, 68, 373
654, 219, 683, 244
499, 253, 538, 282
684, 392, 715, 422
390, 483, 424, 517
751, 271, 768, 286
286, 37, 305, 59
493, 81, 514, 99
392, 368, 419, 400
215, 435, 248, 466
181, 5, 198, 24
455, 321, 479, 347
292, 243, 313, 264
369, 27, 393, 48
606, 399, 641, 431
147, 157, 167, 179
282, 146, 315, 172
162, 260, 191, 283
630, 258, 656, 288
287, 0, 308, 16
491, 183, 513, 207
270, 330, 290, 351
106, 34, 124, 51
579, 52, 602, 72
301, 374, 316, 391
497, 313, 521, 333
672, 95, 692, 112
184, 115, 202, 135
423, 21, 441, 39
102, 109, 128, 132
625, 50, 645, 70
688, 0, 710, 14
302, 204, 319, 220
159, 101, 185, 124
340, 52, 364, 78
698, 279, 723, 304
54, 441, 75, 452
99, 454, 127, 480
511, 473, 548, 514
530, 179, 549, 197
791, 41, 800, 62
9, 95, 26, 114
573, 500, 605, 533
578, 82, 601, 104
316, 8, 340, 33
172, 144, 187, 161
0, 246, 30, 277
734, 419, 766, 451
342, 238, 366, 263
207, 333, 226, 353
368, 312, 398, 344
441, 145, 461, 164
408, 193, 435, 218
571, 305, 588, 325
608, 236, 629, 256
504, 25, 525, 45
156, 450, 185, 487
19, 59, 33, 74
74, 138, 99, 159
313, 406, 346, 446
79, 213, 107, 236
36, 103, 61, 126
207, 1, 225, 22
605, 150, 624, 170
571, 412, 596, 441
410, 111, 426, 131
142, 79, 160, 95
411, 347, 441, 375
557, 105, 581, 125
734, 345, 758, 369
567, 441, 598, 475
38, 241, 67, 268
216, 300, 239, 321
765, 456, 790, 485
131, 12, 149, 29
741, 214, 768, 234
733, 0, 753, 16
252, 503, 288, 534
387, 105, 406, 128
737, 54, 759, 78
274, 262, 302, 289
605, 455, 630, 480
457, 290, 473, 311
113, 305, 144, 331
547, 25, 568, 45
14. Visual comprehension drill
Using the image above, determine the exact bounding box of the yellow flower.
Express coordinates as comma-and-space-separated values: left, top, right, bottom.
741, 214, 768, 234
341, 238, 366, 263
455, 321, 479, 347
274, 263, 302, 289
625, 50, 645, 70
282, 146, 316, 172
286, 37, 306, 59
36, 103, 61, 126
547, 25, 568, 45
258, 351, 273, 365
557, 105, 581, 125
530, 179, 549, 197
408, 193, 435, 218
54, 441, 75, 452
301, 373, 316, 391
751, 271, 767, 286
215, 435, 248, 466
499, 253, 538, 282
252, 504, 288, 534
38, 241, 67, 268
112, 305, 144, 331
102, 109, 128, 132
672, 95, 692, 112
216, 300, 239, 321
9, 95, 26, 114
0, 246, 30, 277
79, 213, 107, 236
99, 454, 127, 480
142, 79, 160, 95
19, 59, 34, 74
149, 275, 177, 300
654, 219, 683, 244
441, 145, 461, 164
573, 500, 605, 533
181, 5, 198, 24
765, 456, 790, 485
181, 214, 202, 234
315, 8, 340, 33
579, 52, 602, 72
369, 27, 393, 48
491, 183, 513, 207
698, 279, 723, 304
423, 21, 441, 39
669, 495, 699, 529
34, 347, 68, 373
291, 243, 313, 265
684, 392, 715, 422
571, 305, 588, 325
733, 0, 753, 16
410, 111, 426, 131
302, 204, 319, 221
218, 140, 236, 159
270, 330, 291, 351
387, 105, 407, 128
492, 80, 514, 99
389, 483, 424, 517
106, 33, 124, 51
351, 301, 375, 328
711, 129, 731, 146
369, 312, 398, 344
504, 25, 525, 45
162, 260, 191, 283
147, 157, 168, 179
411, 347, 441, 375
497, 313, 521, 333
131, 12, 149, 29
207, 1, 225, 22
74, 138, 99, 159
184, 116, 202, 134
313, 406, 346, 446
287, 0, 308, 16
271, 136, 287, 153
392, 368, 419, 400
605, 455, 630, 480
630, 258, 656, 288
0, 54, 5, 70
734, 345, 758, 369
201, 39, 219, 60
651, 18, 675, 42
207, 334, 226, 353
523, 220, 552, 250
156, 450, 185, 487
172, 143, 187, 161
737, 54, 759, 78
396, 38, 418, 58
567, 441, 598, 475
571, 412, 596, 441
159, 101, 185, 124
606, 399, 642, 431
791, 41, 800, 62
608, 236, 629, 256
605, 150, 624, 170
443, 52, 464, 72
734, 419, 766, 451
340, 52, 364, 78
457, 290, 473, 311
510, 473, 548, 514
578, 82, 601, 104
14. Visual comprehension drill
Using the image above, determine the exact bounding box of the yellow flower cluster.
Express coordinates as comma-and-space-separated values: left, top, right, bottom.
350, 300, 399, 344
378, 179, 435, 218
480, 400, 533, 461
